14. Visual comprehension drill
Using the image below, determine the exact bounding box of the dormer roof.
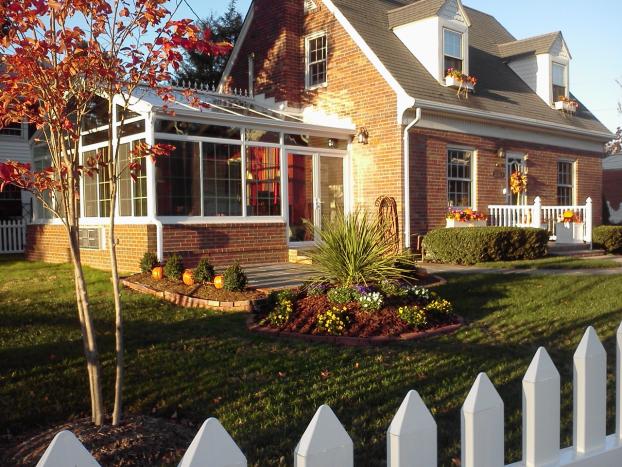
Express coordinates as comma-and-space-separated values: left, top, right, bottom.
388, 0, 471, 29
498, 31, 571, 59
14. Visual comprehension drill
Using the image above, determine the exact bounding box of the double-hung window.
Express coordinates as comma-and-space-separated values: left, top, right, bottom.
447, 149, 473, 208
306, 33, 327, 88
443, 29, 463, 74
552, 63, 567, 102
557, 160, 574, 206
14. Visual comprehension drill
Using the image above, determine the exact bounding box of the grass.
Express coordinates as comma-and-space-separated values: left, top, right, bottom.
1, 260, 622, 466
476, 255, 622, 270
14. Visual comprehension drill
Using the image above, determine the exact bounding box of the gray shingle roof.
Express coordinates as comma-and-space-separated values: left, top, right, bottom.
388, 0, 448, 29
330, 0, 610, 137
498, 32, 562, 59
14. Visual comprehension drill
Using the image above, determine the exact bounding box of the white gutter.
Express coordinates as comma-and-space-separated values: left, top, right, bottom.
403, 108, 422, 249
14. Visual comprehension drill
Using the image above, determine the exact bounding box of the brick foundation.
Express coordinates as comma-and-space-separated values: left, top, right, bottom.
25, 224, 157, 273
162, 223, 288, 267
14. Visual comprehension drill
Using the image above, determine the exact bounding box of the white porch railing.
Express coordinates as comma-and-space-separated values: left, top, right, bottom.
0, 219, 26, 254
34, 323, 622, 467
488, 197, 593, 245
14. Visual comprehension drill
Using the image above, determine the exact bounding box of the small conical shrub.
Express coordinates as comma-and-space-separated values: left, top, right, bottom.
223, 262, 247, 291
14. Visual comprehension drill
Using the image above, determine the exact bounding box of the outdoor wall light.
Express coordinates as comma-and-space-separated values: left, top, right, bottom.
328, 138, 336, 148
357, 127, 369, 145
497, 147, 505, 159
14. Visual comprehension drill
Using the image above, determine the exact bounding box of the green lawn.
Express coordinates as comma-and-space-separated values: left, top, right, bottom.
476, 255, 622, 270
1, 260, 622, 466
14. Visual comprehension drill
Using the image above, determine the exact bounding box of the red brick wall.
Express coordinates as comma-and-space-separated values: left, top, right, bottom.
162, 223, 288, 267
226, 0, 405, 236
25, 224, 157, 273
410, 128, 603, 233
604, 169, 622, 225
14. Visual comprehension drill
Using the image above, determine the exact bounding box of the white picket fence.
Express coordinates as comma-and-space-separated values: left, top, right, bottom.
34, 323, 622, 467
0, 219, 26, 253
488, 197, 593, 245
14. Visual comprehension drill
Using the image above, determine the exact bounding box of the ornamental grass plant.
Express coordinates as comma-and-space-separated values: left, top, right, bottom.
307, 210, 416, 287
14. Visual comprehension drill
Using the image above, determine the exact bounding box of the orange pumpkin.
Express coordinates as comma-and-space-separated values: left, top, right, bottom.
213, 274, 225, 289
182, 269, 195, 286
151, 266, 164, 281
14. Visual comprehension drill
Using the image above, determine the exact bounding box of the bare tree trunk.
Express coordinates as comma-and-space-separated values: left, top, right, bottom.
109, 183, 124, 426
67, 226, 105, 425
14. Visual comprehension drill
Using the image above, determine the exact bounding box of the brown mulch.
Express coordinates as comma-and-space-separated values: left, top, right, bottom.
1, 416, 196, 467
275, 295, 458, 338
126, 273, 265, 301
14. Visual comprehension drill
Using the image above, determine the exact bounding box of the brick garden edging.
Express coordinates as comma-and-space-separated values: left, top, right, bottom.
120, 279, 267, 312
246, 315, 465, 347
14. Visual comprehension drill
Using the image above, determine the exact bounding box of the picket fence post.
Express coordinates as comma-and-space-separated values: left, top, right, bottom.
585, 197, 593, 246
522, 347, 560, 467
36, 431, 100, 467
294, 405, 353, 467
573, 326, 606, 455
387, 390, 437, 467
532, 197, 542, 228
461, 373, 504, 467
178, 418, 246, 467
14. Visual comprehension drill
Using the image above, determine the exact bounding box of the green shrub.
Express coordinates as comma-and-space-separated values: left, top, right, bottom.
593, 226, 622, 253
140, 252, 158, 273
423, 227, 548, 264
397, 305, 427, 328
327, 286, 358, 304
223, 262, 248, 292
163, 254, 184, 280
307, 209, 416, 287
194, 259, 215, 283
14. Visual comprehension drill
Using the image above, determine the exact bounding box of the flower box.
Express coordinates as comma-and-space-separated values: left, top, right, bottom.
445, 76, 474, 92
554, 100, 578, 113
555, 222, 584, 244
446, 219, 487, 228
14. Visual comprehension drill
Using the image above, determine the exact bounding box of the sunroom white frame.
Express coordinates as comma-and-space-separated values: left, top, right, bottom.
31, 87, 355, 260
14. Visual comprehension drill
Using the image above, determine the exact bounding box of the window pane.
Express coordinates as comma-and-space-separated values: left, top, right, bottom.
553, 85, 567, 101
118, 143, 132, 216
83, 150, 99, 217
246, 146, 281, 216
444, 30, 463, 59
447, 149, 472, 207
98, 148, 111, 217
0, 122, 23, 137
202, 142, 242, 216
118, 140, 147, 217
156, 140, 201, 216
444, 56, 463, 74
557, 161, 573, 205
245, 129, 280, 143
119, 120, 145, 138
307, 34, 327, 87
552, 63, 566, 86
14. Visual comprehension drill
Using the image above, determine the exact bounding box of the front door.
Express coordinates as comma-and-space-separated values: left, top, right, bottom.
506, 152, 527, 205
287, 153, 344, 244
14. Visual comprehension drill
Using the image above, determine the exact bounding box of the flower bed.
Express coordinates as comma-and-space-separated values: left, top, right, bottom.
249, 280, 462, 345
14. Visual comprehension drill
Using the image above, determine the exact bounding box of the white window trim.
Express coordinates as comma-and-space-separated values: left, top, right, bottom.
447, 146, 476, 210
557, 159, 576, 206
551, 60, 569, 102
305, 31, 328, 90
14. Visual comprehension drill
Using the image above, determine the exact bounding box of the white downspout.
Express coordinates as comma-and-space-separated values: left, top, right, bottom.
145, 111, 164, 262
403, 107, 422, 249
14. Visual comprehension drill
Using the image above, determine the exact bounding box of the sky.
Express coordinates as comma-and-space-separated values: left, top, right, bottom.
179, 0, 622, 133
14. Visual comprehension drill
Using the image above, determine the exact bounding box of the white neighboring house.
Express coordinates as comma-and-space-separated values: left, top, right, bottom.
603, 153, 622, 225
0, 122, 33, 220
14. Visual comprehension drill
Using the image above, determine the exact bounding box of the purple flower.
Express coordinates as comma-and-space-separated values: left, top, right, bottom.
353, 285, 373, 294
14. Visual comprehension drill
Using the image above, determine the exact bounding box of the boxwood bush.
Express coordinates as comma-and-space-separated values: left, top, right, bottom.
423, 227, 549, 264
593, 226, 622, 253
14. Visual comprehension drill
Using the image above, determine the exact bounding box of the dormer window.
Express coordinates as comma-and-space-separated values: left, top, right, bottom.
552, 62, 567, 101
443, 29, 464, 73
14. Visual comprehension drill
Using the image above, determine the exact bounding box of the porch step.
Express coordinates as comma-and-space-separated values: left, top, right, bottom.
548, 242, 605, 258
288, 248, 315, 265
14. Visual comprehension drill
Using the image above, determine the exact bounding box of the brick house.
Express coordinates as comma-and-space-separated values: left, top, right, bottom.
21, 0, 613, 271
221, 0, 611, 248
603, 155, 622, 225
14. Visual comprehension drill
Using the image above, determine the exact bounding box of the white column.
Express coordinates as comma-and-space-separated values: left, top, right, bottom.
294, 405, 353, 467
585, 197, 593, 247
387, 390, 437, 467
573, 326, 606, 455
461, 373, 504, 467
533, 196, 542, 228
522, 347, 560, 467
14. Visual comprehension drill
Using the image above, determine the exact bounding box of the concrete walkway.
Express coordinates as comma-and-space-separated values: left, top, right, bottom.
420, 256, 622, 277
245, 262, 318, 290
